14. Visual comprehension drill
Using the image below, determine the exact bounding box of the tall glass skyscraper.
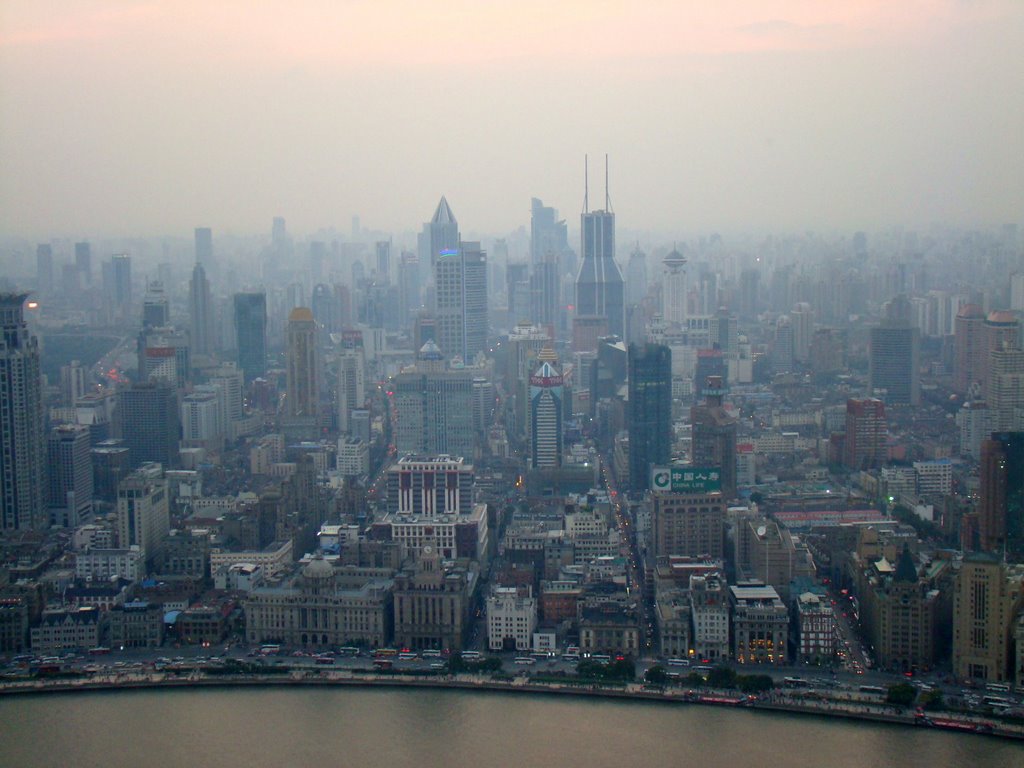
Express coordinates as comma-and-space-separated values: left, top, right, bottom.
234, 291, 267, 382
627, 342, 672, 491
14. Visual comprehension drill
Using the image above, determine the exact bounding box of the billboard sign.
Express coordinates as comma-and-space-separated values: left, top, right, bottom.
650, 466, 721, 494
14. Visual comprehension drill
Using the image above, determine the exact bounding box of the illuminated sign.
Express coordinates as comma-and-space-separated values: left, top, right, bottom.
650, 466, 721, 493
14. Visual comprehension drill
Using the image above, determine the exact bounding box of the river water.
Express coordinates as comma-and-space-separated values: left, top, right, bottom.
1, 687, 1020, 767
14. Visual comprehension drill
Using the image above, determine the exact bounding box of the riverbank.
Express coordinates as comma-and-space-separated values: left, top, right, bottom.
3, 669, 1022, 742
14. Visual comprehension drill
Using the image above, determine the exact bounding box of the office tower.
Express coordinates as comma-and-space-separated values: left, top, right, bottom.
47, 424, 93, 527
181, 390, 222, 446
625, 244, 648, 308
397, 251, 420, 328
869, 294, 920, 405
189, 261, 215, 356
209, 362, 244, 428
529, 350, 564, 469
60, 360, 88, 406
141, 280, 169, 329
337, 331, 366, 435
628, 343, 672, 491
392, 341, 475, 458
310, 284, 336, 339
772, 315, 795, 374
790, 303, 814, 363
1011, 273, 1024, 313
506, 322, 551, 437
842, 398, 887, 470
110, 254, 132, 315
419, 196, 459, 275
471, 376, 495, 436
738, 268, 760, 320
809, 328, 847, 379
272, 217, 288, 249
506, 262, 530, 325
575, 156, 624, 338
375, 240, 391, 282
194, 227, 213, 267
529, 254, 559, 334
384, 455, 474, 516
988, 347, 1024, 431
954, 304, 986, 395
435, 238, 488, 363
118, 380, 180, 470
953, 553, 1023, 683
0, 293, 46, 531
36, 244, 53, 296
117, 463, 170, 567
75, 241, 92, 287
978, 432, 1024, 554
651, 490, 725, 559
662, 247, 687, 326
285, 307, 320, 433
957, 400, 993, 460
690, 375, 738, 498
530, 197, 571, 267
139, 326, 191, 389
234, 291, 267, 381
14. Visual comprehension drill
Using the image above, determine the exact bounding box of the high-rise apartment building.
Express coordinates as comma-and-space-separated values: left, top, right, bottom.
843, 398, 887, 471
234, 291, 267, 381
628, 343, 672, 491
0, 294, 46, 531
690, 376, 737, 498
988, 347, 1024, 431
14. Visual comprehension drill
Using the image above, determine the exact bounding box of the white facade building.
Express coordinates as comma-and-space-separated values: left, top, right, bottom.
487, 586, 537, 652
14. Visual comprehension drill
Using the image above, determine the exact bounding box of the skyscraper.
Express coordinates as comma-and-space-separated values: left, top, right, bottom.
418, 196, 459, 288
690, 375, 737, 498
529, 351, 564, 469
954, 303, 986, 395
662, 247, 687, 326
47, 423, 93, 527
117, 463, 170, 567
194, 227, 213, 268
628, 343, 672, 491
189, 261, 215, 356
285, 307, 320, 435
625, 244, 648, 308
36, 244, 54, 296
234, 291, 267, 382
842, 397, 887, 471
337, 331, 366, 435
978, 432, 1024, 554
118, 380, 180, 471
435, 239, 488, 363
75, 241, 92, 287
0, 293, 46, 531
869, 294, 920, 405
110, 254, 132, 318
575, 157, 624, 339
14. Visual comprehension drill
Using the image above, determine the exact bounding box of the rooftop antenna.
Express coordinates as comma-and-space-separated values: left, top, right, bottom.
605, 154, 611, 212
584, 154, 589, 214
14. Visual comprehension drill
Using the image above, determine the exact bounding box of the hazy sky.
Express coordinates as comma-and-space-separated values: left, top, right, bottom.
2, 1, 1023, 239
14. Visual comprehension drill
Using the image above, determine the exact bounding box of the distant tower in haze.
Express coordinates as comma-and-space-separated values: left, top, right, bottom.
234, 291, 267, 382
575, 156, 624, 338
110, 254, 132, 318
36, 245, 54, 296
419, 196, 460, 288
285, 307, 319, 424
75, 242, 92, 287
141, 280, 170, 329
625, 243, 648, 308
0, 293, 47, 531
195, 227, 213, 268
628, 342, 672, 491
691, 375, 738, 499
429, 199, 488, 362
189, 261, 215, 356
662, 246, 687, 326
869, 294, 920, 405
337, 331, 366, 436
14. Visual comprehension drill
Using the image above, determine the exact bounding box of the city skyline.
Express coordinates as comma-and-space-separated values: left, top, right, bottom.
2, 2, 1023, 238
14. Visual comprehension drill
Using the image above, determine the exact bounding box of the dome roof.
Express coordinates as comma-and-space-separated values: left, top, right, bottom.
956, 303, 984, 319
289, 307, 314, 322
302, 557, 335, 580
986, 310, 1018, 325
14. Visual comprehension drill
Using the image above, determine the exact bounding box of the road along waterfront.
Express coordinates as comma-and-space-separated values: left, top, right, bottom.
2, 683, 1022, 768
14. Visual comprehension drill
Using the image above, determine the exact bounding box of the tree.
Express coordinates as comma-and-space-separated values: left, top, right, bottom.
886, 682, 917, 707
737, 674, 774, 693
920, 689, 944, 711
644, 665, 668, 685
447, 652, 465, 674
706, 665, 737, 689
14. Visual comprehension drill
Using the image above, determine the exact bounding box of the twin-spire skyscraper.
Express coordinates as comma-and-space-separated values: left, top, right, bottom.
575, 155, 624, 339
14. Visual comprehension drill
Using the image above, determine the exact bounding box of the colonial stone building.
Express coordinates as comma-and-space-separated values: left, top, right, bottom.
392, 547, 476, 652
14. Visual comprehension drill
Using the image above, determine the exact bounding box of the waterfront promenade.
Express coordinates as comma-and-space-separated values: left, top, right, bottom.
2, 667, 1022, 742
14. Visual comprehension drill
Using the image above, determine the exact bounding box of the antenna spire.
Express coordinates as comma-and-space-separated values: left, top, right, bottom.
605, 154, 610, 211
584, 154, 589, 213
